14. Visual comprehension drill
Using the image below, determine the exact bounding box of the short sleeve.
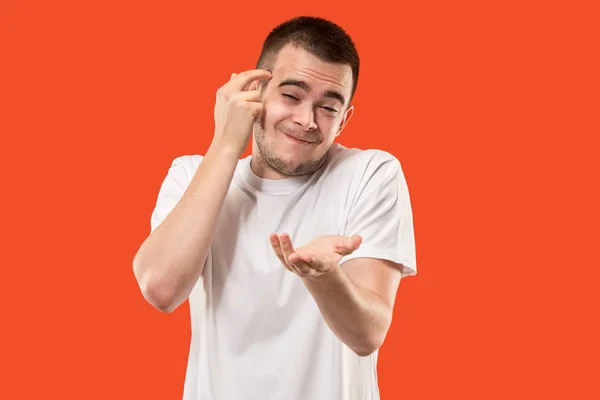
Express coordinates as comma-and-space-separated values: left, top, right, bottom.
340, 155, 417, 278
150, 155, 200, 233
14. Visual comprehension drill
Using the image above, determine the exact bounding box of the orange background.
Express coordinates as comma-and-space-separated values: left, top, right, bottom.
1, 1, 599, 399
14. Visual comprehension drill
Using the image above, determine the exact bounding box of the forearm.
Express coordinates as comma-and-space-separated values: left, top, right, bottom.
302, 264, 392, 357
133, 140, 239, 312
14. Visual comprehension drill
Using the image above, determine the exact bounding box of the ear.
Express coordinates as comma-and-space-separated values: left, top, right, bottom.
336, 105, 355, 137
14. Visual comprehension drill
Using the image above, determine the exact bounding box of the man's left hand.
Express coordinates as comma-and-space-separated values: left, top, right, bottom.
269, 233, 362, 279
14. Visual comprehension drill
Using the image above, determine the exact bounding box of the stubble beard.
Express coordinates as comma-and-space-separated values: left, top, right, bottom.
253, 116, 330, 177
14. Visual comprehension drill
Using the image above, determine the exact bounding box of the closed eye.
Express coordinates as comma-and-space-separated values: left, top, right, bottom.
282, 93, 299, 101
283, 93, 338, 113
321, 106, 338, 113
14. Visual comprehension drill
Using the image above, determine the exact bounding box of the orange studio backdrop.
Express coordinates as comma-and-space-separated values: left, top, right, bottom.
1, 1, 599, 399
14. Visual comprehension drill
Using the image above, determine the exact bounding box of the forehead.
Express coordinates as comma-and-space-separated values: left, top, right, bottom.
270, 43, 353, 102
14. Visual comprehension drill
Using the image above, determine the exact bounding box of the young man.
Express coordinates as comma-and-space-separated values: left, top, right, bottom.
133, 16, 417, 400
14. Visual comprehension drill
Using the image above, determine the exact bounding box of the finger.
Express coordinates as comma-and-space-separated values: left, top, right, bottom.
297, 252, 333, 274
278, 233, 296, 264
279, 234, 306, 276
247, 80, 259, 91
335, 235, 363, 255
292, 250, 314, 265
294, 250, 320, 268
289, 258, 313, 276
290, 250, 318, 272
229, 69, 272, 92
270, 233, 292, 271
233, 89, 262, 102
248, 102, 265, 121
287, 259, 303, 276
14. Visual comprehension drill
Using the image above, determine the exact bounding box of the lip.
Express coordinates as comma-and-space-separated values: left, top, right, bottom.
282, 131, 314, 145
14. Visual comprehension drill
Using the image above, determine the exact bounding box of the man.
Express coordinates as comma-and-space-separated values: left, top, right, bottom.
133, 15, 417, 400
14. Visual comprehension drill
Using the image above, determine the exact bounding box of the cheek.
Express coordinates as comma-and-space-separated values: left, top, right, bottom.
317, 117, 340, 137
263, 101, 290, 126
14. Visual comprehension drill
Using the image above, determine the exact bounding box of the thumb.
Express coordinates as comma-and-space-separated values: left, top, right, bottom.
336, 235, 362, 255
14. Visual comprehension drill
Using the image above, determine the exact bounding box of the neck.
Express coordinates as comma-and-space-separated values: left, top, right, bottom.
249, 154, 287, 180
250, 139, 290, 180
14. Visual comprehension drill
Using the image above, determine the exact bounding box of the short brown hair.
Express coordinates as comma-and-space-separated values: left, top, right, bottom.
256, 16, 360, 103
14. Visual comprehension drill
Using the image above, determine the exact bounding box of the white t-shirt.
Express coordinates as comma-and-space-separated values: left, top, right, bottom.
149, 142, 417, 400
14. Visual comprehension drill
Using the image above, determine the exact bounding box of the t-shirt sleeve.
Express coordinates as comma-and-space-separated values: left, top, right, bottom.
150, 155, 197, 233
340, 154, 417, 278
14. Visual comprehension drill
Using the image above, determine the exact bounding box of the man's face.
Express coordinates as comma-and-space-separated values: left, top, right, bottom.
252, 43, 354, 177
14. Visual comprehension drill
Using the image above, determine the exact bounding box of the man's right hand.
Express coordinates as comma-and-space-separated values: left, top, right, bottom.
212, 69, 272, 156
134, 68, 272, 313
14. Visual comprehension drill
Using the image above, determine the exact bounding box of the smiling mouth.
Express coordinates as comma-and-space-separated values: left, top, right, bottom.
285, 134, 312, 144
280, 129, 315, 145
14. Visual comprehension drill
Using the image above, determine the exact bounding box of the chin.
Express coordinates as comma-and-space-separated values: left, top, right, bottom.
271, 146, 328, 177
271, 152, 306, 175
255, 124, 328, 176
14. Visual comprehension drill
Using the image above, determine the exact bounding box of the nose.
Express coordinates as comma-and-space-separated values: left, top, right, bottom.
292, 104, 317, 131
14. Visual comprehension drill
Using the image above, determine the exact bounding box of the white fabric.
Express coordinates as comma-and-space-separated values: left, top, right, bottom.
149, 143, 417, 400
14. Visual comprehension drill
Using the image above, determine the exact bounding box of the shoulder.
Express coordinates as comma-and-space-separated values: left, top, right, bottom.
168, 154, 203, 171
163, 154, 204, 184
326, 143, 403, 181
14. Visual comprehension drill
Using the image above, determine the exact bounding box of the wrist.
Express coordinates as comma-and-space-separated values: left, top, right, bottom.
207, 137, 244, 162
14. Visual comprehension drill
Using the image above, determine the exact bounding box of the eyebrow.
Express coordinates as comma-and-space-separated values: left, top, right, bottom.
277, 79, 346, 106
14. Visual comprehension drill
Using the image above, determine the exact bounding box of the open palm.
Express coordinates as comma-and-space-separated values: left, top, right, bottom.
269, 233, 362, 278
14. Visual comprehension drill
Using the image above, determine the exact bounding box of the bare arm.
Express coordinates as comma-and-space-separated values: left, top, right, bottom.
301, 258, 402, 357
270, 233, 402, 356
133, 143, 239, 312
270, 153, 414, 355
133, 69, 272, 313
